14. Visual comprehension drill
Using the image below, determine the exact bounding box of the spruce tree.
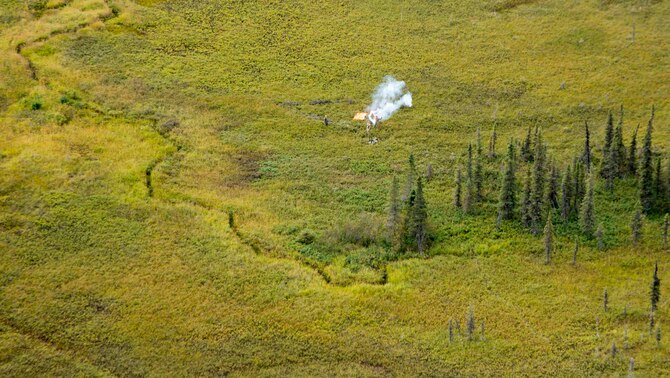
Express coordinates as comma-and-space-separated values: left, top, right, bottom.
631, 207, 643, 246
475, 129, 483, 201
580, 169, 596, 237
498, 141, 517, 221
628, 124, 639, 177
488, 123, 497, 159
404, 154, 416, 201
654, 158, 666, 211
664, 213, 669, 248
574, 158, 586, 209
448, 319, 454, 343
544, 214, 553, 264
561, 166, 574, 222
613, 105, 626, 177
464, 145, 475, 214
467, 145, 473, 184
582, 121, 592, 171
640, 108, 655, 213
411, 177, 428, 256
546, 163, 560, 210
387, 176, 401, 244
603, 288, 609, 312
521, 125, 533, 162
454, 166, 463, 209
530, 132, 546, 235
601, 111, 614, 177
604, 139, 618, 192
651, 261, 660, 312
521, 166, 533, 228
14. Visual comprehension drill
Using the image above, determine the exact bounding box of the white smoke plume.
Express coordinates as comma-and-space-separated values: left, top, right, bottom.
367, 76, 413, 123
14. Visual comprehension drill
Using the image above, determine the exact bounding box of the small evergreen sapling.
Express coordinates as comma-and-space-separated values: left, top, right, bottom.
580, 169, 596, 237
454, 166, 463, 209
631, 207, 643, 246
628, 124, 639, 177
497, 141, 517, 221
582, 121, 592, 170
651, 261, 660, 312
664, 213, 669, 248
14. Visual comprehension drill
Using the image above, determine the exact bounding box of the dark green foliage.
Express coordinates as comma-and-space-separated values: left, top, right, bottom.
545, 162, 559, 210
628, 124, 639, 177
603, 288, 608, 312
604, 132, 618, 192
580, 169, 596, 237
640, 108, 655, 213
454, 166, 462, 209
464, 144, 475, 214
654, 158, 667, 211
387, 176, 400, 244
561, 166, 573, 222
228, 210, 236, 230
521, 166, 532, 228
631, 207, 643, 246
651, 262, 660, 312
664, 213, 669, 248
530, 130, 546, 235
573, 158, 586, 211
650, 311, 655, 335
544, 214, 553, 264
404, 154, 416, 201
613, 105, 626, 177
521, 125, 533, 162
497, 141, 517, 221
656, 327, 661, 347
410, 178, 428, 256
28, 0, 48, 17
601, 111, 614, 178
467, 144, 473, 182
581, 121, 592, 170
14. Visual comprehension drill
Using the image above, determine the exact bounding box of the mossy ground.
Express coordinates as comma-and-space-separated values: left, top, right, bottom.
0, 0, 669, 376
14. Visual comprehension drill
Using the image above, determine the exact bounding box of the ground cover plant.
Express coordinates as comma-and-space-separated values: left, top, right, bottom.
0, 0, 669, 375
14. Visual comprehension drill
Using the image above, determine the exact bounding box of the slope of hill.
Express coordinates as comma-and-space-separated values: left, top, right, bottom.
0, 0, 668, 376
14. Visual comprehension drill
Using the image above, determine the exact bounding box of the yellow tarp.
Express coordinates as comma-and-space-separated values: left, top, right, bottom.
353, 112, 368, 121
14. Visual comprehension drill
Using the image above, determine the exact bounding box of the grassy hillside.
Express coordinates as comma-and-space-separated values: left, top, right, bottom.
0, 0, 669, 376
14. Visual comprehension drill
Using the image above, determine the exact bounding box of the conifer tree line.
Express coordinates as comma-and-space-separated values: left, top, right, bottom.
387, 106, 669, 256
454, 106, 670, 243
387, 154, 430, 255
